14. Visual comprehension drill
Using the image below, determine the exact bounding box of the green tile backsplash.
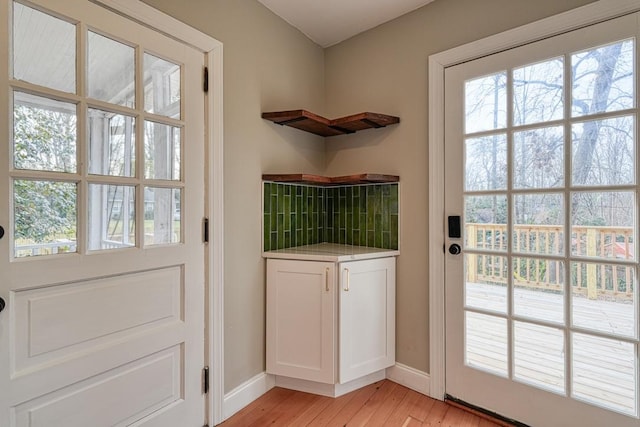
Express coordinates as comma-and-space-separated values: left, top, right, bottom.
263, 182, 399, 251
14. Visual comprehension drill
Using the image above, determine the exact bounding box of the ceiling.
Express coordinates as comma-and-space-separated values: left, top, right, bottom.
256, 0, 437, 48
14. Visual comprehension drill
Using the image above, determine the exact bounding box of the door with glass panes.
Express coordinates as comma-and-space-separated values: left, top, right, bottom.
445, 12, 640, 426
0, 0, 206, 425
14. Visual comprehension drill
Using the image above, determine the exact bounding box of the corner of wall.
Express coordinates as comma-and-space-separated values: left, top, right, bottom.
386, 363, 431, 396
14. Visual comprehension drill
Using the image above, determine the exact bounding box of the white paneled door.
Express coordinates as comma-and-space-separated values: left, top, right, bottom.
445, 12, 640, 427
0, 1, 206, 426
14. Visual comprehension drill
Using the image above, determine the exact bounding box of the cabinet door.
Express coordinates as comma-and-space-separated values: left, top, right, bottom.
266, 259, 336, 384
339, 257, 396, 384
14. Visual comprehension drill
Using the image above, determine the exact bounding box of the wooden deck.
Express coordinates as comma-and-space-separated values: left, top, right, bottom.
466, 282, 636, 415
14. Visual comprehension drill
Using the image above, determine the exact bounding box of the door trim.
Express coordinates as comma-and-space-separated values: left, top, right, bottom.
428, 0, 640, 400
92, 1, 225, 424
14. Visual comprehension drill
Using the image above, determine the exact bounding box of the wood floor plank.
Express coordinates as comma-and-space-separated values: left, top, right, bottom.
346, 380, 401, 426
286, 394, 333, 426
247, 390, 320, 426
401, 416, 424, 427
325, 380, 392, 426
422, 400, 450, 426
459, 410, 482, 426
441, 407, 480, 427
306, 380, 382, 426
385, 389, 436, 425
219, 387, 295, 427
406, 390, 438, 422
358, 380, 409, 426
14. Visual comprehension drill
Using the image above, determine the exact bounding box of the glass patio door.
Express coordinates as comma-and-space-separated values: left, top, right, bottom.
444, 12, 640, 426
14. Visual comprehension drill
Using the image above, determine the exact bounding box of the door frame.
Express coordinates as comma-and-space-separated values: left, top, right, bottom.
427, 0, 640, 400
92, 0, 225, 424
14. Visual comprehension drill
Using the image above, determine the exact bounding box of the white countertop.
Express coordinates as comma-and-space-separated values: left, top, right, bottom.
263, 243, 399, 262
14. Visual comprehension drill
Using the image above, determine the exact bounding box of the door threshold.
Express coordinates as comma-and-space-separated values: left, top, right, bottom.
445, 394, 530, 427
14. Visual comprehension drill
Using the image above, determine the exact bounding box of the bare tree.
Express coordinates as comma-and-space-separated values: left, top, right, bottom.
573, 43, 626, 186
464, 39, 633, 228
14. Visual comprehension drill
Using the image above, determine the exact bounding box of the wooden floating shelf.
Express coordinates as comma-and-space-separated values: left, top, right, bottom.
262, 110, 400, 137
262, 173, 399, 186
263, 174, 332, 185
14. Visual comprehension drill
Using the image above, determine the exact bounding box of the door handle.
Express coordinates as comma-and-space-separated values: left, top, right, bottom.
449, 244, 462, 255
0, 297, 5, 313
325, 267, 330, 292
344, 268, 350, 291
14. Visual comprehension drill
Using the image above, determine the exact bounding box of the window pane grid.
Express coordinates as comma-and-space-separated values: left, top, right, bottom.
462, 37, 638, 413
9, 1, 185, 257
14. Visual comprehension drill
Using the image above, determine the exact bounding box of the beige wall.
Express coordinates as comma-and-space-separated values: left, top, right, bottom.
143, 0, 598, 393
142, 0, 326, 392
323, 0, 596, 372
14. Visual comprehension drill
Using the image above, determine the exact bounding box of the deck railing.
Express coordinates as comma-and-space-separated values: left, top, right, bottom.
466, 223, 634, 301
15, 240, 77, 257
15, 239, 132, 257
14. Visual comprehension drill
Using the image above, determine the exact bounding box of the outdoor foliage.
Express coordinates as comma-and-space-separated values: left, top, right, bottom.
13, 96, 77, 242
14, 179, 76, 241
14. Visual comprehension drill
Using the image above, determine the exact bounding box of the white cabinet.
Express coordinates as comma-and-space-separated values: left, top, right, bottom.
266, 256, 395, 387
338, 258, 396, 383
266, 260, 336, 384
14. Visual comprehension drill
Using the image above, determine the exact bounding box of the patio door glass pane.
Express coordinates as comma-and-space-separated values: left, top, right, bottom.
463, 38, 637, 415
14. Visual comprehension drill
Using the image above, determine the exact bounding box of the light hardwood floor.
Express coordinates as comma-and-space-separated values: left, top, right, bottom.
218, 380, 505, 426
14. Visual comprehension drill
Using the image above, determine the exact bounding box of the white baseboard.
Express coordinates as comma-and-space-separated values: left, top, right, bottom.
386, 363, 431, 396
274, 369, 386, 398
222, 372, 275, 421
221, 364, 430, 423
